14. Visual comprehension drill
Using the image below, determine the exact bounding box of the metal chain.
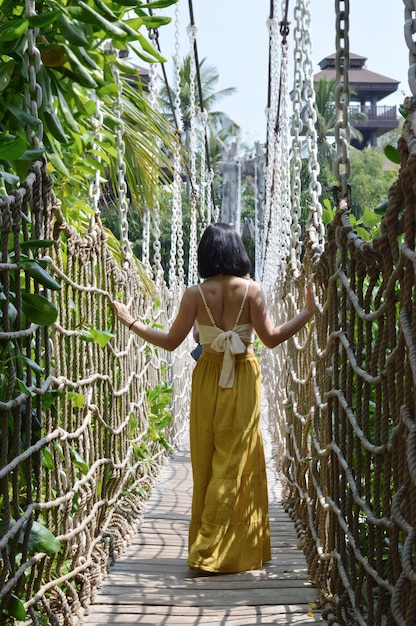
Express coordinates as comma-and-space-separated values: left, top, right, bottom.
24, 0, 43, 149
291, 0, 304, 273
111, 56, 132, 264
334, 0, 351, 200
143, 58, 160, 277
141, 208, 151, 273
262, 0, 292, 293
88, 96, 104, 217
404, 0, 416, 96
262, 2, 280, 288
169, 2, 183, 291
198, 109, 208, 224
187, 22, 199, 286
279, 32, 291, 275
301, 0, 325, 256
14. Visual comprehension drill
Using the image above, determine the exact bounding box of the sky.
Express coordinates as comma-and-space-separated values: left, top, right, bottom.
153, 1, 409, 145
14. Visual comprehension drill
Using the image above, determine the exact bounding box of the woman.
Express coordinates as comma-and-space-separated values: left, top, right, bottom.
113, 223, 315, 574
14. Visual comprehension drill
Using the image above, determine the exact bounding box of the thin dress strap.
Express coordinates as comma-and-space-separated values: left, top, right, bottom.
233, 280, 250, 327
198, 281, 250, 329
197, 284, 217, 326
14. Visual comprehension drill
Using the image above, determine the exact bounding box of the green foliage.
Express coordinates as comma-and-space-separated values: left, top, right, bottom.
0, 1, 178, 621
146, 381, 174, 450
0, 0, 178, 227
131, 381, 174, 462
312, 79, 365, 168
159, 54, 240, 150
1, 520, 61, 621
384, 144, 401, 165
348, 148, 397, 219
77, 324, 115, 347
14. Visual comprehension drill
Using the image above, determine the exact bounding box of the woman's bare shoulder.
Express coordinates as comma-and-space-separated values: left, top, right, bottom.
247, 278, 263, 294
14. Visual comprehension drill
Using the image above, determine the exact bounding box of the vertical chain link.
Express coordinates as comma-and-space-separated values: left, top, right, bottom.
404, 0, 416, 96
198, 110, 208, 225
111, 56, 132, 264
334, 0, 351, 200
169, 3, 183, 292
141, 208, 151, 273
291, 0, 304, 273
262, 2, 280, 287
88, 96, 104, 217
262, 1, 291, 294
24, 0, 43, 149
143, 59, 160, 278
186, 22, 199, 286
279, 34, 291, 272
301, 0, 325, 257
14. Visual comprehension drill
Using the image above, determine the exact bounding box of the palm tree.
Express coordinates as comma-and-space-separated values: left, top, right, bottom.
159, 55, 241, 153
313, 78, 365, 168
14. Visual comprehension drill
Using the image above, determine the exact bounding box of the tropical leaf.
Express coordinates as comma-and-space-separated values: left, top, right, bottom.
21, 292, 58, 326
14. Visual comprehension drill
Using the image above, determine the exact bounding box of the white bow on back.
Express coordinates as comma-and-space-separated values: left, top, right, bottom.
211, 330, 246, 388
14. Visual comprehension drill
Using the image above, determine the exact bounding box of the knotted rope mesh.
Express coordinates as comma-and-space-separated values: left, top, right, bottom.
0, 160, 191, 624
265, 78, 416, 626
262, 2, 416, 625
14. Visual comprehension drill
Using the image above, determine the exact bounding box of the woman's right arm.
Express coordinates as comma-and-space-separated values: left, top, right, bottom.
250, 281, 315, 349
112, 287, 198, 351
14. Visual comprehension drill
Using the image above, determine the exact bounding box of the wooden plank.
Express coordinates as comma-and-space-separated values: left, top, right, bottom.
82, 607, 319, 625
81, 422, 323, 625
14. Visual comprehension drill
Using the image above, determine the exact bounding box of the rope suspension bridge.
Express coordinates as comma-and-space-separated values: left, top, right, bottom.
0, 1, 416, 625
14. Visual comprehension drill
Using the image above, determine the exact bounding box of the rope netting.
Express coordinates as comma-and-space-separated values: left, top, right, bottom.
262, 1, 416, 624
0, 159, 192, 624
0, 2, 194, 623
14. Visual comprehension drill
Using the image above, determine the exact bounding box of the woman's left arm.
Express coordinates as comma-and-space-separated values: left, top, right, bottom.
112, 287, 197, 351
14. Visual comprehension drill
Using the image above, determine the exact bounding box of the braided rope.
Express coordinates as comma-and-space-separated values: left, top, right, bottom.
0, 158, 192, 623
263, 2, 416, 624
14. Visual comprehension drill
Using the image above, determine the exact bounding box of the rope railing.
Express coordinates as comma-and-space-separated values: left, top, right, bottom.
265, 108, 416, 625
0, 159, 192, 624
262, 2, 416, 623
262, 2, 416, 625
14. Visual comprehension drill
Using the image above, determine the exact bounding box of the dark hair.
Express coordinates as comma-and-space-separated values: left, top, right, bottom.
197, 223, 251, 279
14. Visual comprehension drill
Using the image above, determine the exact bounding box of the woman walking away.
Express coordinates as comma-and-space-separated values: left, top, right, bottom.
112, 222, 315, 574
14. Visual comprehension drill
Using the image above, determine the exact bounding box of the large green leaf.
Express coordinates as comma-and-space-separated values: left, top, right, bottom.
20, 239, 55, 251
384, 144, 400, 165
0, 17, 29, 42
56, 13, 89, 47
68, 3, 126, 37
78, 324, 115, 347
0, 170, 19, 185
19, 258, 62, 290
5, 594, 26, 621
21, 292, 58, 325
28, 11, 60, 29
5, 103, 41, 126
63, 45, 99, 88
0, 59, 16, 92
0, 136, 27, 160
137, 0, 178, 8
20, 354, 44, 376
26, 520, 61, 554
70, 447, 89, 475
42, 109, 69, 143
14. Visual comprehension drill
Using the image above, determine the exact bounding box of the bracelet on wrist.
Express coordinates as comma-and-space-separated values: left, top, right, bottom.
128, 319, 139, 330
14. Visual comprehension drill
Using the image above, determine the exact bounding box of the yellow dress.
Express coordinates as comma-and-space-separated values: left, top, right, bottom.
187, 285, 271, 573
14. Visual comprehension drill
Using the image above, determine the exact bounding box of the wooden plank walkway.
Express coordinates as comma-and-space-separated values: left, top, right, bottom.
82, 425, 323, 625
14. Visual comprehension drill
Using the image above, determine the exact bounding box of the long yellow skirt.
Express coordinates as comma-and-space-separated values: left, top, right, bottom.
188, 351, 271, 573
